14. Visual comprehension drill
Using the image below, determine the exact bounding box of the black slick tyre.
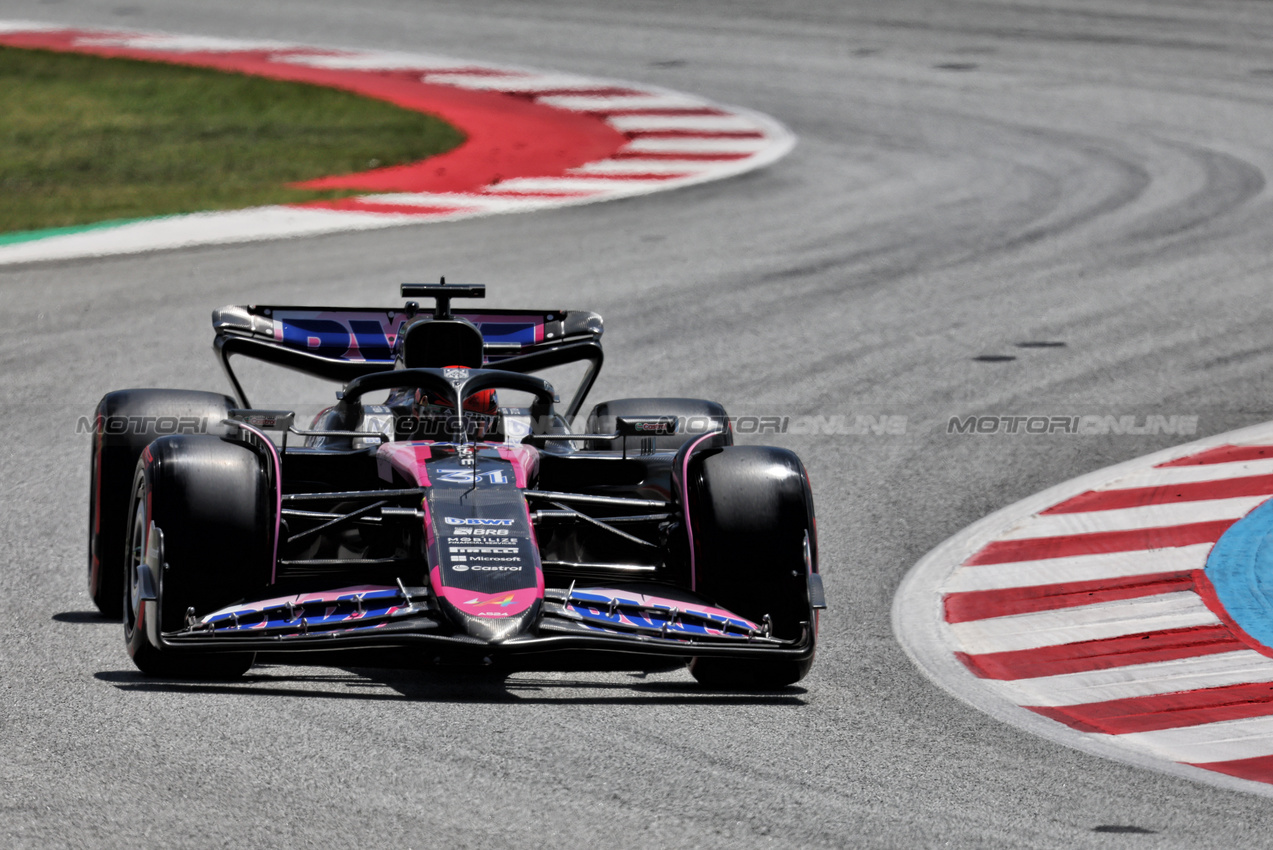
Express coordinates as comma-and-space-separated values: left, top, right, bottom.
123, 435, 267, 679
685, 446, 818, 689
88, 389, 236, 618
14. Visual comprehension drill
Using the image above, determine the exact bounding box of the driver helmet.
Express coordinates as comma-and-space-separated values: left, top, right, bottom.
413, 374, 498, 441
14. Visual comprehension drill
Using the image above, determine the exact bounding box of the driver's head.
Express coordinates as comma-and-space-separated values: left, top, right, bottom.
413, 380, 499, 441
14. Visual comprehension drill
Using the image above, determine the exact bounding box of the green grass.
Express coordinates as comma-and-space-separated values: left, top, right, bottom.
0, 46, 466, 234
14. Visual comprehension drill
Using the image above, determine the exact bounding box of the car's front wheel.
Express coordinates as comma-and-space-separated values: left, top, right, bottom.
685, 445, 819, 689
88, 389, 236, 619
123, 435, 268, 679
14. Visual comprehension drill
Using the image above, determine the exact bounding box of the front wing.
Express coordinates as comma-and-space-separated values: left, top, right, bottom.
148, 584, 815, 662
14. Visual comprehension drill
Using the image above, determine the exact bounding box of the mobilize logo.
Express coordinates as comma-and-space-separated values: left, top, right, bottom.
947, 414, 1199, 436
444, 517, 515, 526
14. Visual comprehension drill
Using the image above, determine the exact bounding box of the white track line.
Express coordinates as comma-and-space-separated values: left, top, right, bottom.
420, 72, 603, 91
0, 21, 63, 33
355, 192, 570, 212
1119, 716, 1273, 764
989, 651, 1273, 707
537, 94, 705, 111
940, 544, 1214, 593
0, 207, 422, 265
948, 592, 1219, 654
1093, 459, 1273, 489
623, 137, 772, 154
997, 495, 1265, 540
606, 115, 760, 133
74, 34, 293, 51
274, 52, 478, 72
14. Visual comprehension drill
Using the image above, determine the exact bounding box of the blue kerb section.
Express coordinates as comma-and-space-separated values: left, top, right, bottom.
1205, 496, 1273, 649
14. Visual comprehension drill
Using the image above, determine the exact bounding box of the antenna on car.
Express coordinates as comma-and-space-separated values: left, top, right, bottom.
401, 276, 486, 320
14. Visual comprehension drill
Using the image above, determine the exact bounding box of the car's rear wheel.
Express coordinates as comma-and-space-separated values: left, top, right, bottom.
584, 397, 732, 451
123, 435, 267, 679
88, 389, 236, 618
685, 446, 818, 689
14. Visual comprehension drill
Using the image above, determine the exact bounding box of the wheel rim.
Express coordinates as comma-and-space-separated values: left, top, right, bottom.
124, 486, 146, 637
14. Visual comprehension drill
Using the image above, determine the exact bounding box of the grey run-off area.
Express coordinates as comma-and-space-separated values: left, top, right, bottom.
4, 1, 1273, 847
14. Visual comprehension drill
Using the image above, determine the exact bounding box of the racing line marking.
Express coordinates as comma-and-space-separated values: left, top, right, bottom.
0, 21, 794, 265
894, 421, 1273, 797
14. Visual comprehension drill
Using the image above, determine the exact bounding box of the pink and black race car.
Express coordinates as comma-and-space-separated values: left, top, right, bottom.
88, 283, 823, 688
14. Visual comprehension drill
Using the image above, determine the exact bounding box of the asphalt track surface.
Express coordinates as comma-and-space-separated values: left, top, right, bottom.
5, 1, 1273, 847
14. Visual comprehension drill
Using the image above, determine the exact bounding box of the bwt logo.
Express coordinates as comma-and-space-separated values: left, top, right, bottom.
77, 415, 209, 436
947, 415, 1199, 436
444, 517, 515, 527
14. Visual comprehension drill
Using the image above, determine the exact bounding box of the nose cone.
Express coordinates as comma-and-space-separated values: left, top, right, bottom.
455, 604, 541, 643
421, 445, 545, 644
435, 585, 542, 643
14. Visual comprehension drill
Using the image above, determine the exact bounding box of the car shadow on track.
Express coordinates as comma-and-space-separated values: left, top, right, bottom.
93, 664, 809, 706
52, 610, 116, 624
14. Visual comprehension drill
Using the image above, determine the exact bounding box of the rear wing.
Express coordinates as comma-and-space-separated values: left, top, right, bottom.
212, 304, 604, 418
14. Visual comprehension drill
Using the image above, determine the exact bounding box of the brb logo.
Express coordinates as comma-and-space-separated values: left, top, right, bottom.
445, 517, 515, 527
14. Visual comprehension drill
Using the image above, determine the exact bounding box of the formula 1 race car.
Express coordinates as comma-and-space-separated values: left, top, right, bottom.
87, 283, 823, 688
